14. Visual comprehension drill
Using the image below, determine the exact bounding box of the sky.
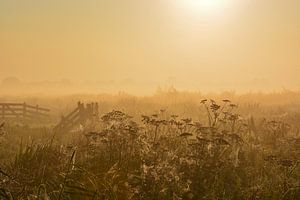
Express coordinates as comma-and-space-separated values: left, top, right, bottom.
0, 0, 300, 93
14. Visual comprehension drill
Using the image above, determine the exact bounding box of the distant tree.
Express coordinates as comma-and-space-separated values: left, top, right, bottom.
1, 77, 22, 87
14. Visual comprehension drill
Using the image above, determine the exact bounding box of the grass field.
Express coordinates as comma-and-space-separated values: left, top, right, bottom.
0, 90, 299, 199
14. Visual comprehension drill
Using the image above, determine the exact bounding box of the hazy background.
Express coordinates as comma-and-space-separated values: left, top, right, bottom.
1, 0, 299, 95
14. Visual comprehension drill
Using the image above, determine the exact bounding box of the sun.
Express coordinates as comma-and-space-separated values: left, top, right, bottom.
186, 0, 220, 9
177, 0, 225, 15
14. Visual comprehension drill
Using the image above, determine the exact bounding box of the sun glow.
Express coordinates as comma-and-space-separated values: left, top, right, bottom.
177, 0, 226, 15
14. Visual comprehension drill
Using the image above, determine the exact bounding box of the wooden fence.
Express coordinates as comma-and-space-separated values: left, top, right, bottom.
0, 103, 50, 120
54, 101, 98, 132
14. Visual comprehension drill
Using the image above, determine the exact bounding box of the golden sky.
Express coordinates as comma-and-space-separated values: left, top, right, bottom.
1, 0, 300, 92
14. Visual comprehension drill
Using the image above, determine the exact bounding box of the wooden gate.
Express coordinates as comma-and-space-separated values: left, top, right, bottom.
54, 101, 98, 132
0, 103, 50, 120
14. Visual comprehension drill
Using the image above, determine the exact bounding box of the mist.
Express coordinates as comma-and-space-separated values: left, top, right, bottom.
1, 0, 300, 95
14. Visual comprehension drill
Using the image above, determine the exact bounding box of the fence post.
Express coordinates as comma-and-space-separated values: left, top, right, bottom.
95, 102, 99, 116
23, 102, 27, 119
36, 105, 39, 119
78, 101, 84, 121
61, 115, 66, 130
1, 104, 4, 119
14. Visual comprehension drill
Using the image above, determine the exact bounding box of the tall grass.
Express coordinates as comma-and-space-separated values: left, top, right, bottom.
0, 98, 299, 199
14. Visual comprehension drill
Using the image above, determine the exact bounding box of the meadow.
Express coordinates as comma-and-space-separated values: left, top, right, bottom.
0, 89, 299, 199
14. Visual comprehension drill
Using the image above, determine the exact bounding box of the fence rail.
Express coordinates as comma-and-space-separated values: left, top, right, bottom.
0, 103, 50, 120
